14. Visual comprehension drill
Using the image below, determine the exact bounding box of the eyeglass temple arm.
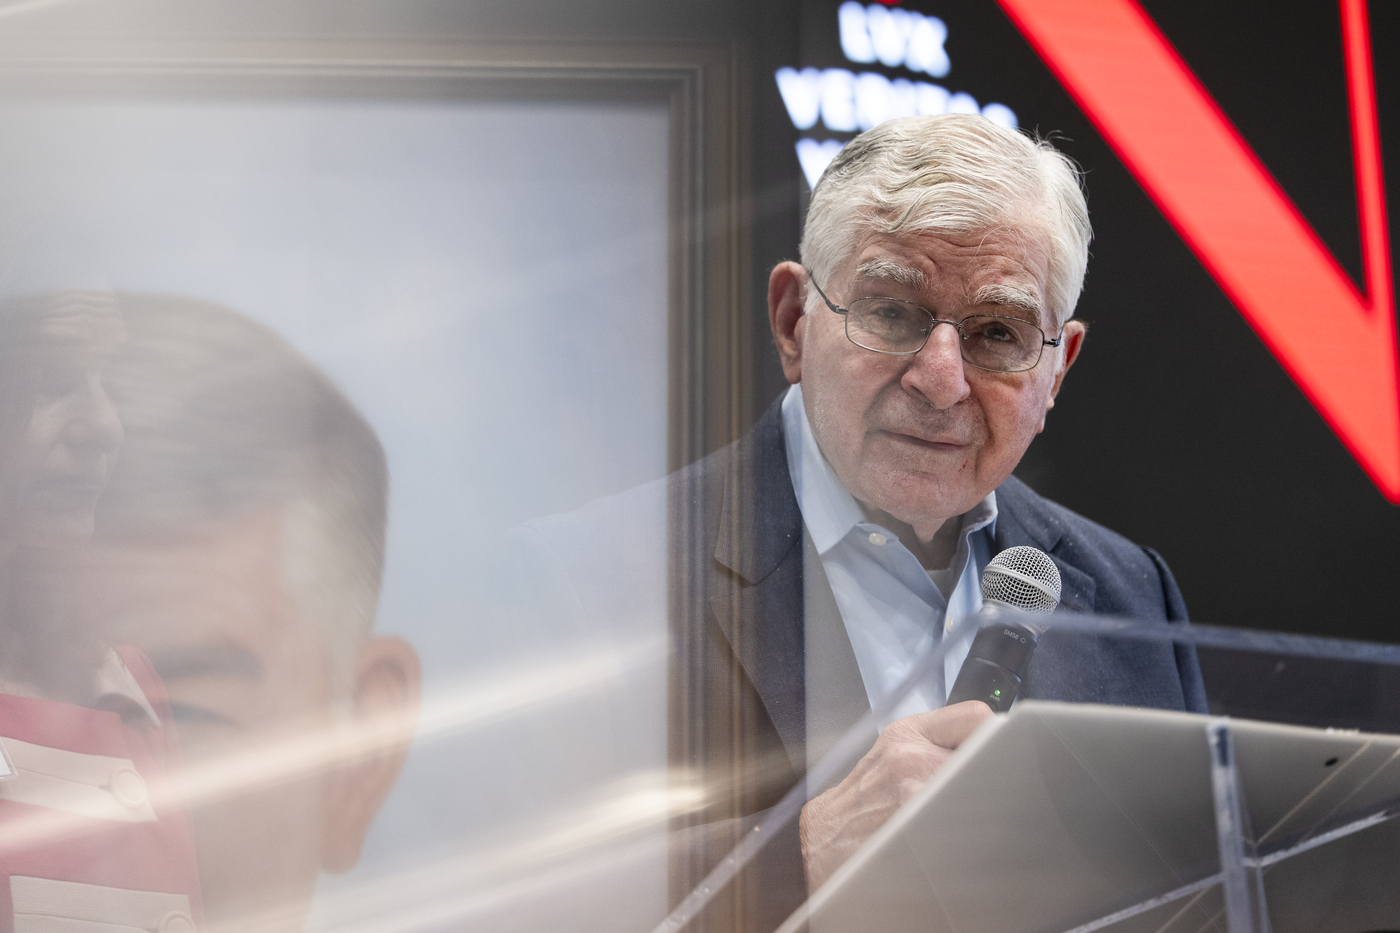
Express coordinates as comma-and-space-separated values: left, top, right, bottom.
805, 271, 847, 315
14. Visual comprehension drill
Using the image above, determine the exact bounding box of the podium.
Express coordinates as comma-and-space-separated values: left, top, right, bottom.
782, 702, 1400, 933
656, 612, 1400, 933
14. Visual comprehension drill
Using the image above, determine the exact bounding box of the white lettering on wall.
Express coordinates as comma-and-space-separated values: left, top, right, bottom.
947, 91, 980, 115
822, 68, 859, 131
839, 1, 949, 78
777, 67, 1017, 135
796, 139, 846, 189
776, 67, 823, 130
781, 3, 1022, 190
981, 103, 1017, 129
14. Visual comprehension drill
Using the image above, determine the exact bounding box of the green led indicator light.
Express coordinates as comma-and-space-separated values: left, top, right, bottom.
993, 689, 1002, 696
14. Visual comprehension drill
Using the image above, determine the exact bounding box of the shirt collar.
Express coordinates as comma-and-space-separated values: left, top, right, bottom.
93, 650, 161, 729
959, 489, 998, 539
781, 383, 997, 553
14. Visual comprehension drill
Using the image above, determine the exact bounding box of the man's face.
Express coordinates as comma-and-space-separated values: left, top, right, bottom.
792, 226, 1079, 538
0, 313, 125, 549
93, 512, 334, 930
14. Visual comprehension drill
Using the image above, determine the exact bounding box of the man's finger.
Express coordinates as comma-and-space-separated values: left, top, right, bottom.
899, 700, 995, 749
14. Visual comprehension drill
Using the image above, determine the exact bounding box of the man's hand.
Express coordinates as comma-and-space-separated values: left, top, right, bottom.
798, 700, 994, 892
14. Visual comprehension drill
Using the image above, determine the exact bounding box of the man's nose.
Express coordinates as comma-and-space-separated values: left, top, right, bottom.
901, 322, 970, 410
66, 375, 124, 456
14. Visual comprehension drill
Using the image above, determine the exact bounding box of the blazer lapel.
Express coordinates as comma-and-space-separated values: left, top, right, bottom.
708, 401, 809, 771
704, 434, 1097, 771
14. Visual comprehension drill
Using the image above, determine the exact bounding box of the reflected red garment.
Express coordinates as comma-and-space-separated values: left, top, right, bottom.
0, 646, 202, 932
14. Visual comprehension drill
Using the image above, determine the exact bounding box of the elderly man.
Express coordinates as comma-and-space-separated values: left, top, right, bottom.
771, 113, 1208, 889
511, 113, 1204, 932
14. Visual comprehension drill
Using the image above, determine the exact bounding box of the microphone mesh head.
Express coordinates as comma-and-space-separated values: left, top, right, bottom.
981, 546, 1062, 612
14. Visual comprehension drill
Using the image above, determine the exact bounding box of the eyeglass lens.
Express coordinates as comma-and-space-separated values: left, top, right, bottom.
845, 298, 1045, 372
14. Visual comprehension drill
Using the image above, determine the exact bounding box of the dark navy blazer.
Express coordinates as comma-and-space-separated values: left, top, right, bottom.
668, 397, 1206, 931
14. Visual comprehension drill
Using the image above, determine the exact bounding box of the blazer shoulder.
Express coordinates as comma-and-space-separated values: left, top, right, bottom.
997, 475, 1185, 620
668, 397, 802, 584
668, 395, 787, 489
997, 474, 1150, 559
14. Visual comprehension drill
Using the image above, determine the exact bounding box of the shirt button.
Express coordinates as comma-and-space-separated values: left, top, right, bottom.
108, 767, 148, 809
944, 616, 955, 633
159, 912, 196, 933
868, 532, 887, 546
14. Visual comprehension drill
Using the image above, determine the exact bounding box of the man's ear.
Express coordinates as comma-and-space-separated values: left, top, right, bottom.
321, 636, 421, 873
769, 261, 809, 385
1047, 320, 1086, 408
1037, 320, 1086, 432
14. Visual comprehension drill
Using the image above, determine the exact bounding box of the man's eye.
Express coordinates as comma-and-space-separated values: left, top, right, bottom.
859, 300, 920, 323
168, 702, 236, 728
966, 319, 1023, 344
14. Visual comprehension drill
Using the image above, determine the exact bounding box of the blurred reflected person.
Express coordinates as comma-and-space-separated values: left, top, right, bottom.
0, 292, 203, 929
88, 296, 420, 932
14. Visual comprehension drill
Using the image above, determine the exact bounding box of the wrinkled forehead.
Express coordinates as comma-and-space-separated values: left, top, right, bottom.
36, 295, 127, 349
93, 510, 300, 638
840, 223, 1053, 314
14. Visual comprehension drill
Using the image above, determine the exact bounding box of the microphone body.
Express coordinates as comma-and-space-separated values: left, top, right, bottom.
945, 619, 1037, 712
945, 546, 1062, 713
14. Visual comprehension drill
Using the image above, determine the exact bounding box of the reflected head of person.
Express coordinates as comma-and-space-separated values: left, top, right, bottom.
0, 291, 125, 700
0, 294, 210, 928
88, 296, 420, 932
0, 291, 126, 552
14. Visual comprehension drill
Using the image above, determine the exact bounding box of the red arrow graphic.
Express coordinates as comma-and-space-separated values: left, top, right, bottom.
998, 0, 1400, 501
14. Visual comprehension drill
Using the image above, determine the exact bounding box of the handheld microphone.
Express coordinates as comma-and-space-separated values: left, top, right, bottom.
945, 546, 1061, 712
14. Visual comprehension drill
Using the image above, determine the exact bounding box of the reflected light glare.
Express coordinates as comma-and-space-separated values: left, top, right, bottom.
0, 638, 667, 860
414, 635, 667, 743
0, 0, 84, 18
298, 773, 706, 933
174, 635, 669, 812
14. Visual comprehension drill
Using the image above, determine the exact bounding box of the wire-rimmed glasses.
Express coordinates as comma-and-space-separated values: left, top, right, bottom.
807, 273, 1062, 374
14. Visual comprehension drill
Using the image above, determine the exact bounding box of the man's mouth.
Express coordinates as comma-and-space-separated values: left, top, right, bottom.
880, 429, 970, 450
27, 475, 106, 510
879, 425, 968, 448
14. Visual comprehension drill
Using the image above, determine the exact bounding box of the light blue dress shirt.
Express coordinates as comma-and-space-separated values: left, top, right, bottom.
781, 385, 997, 727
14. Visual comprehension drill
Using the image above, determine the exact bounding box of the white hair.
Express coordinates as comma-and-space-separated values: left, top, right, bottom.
800, 114, 1092, 327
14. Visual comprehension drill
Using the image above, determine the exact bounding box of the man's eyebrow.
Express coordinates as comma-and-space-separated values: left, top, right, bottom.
853, 259, 930, 292
148, 644, 264, 683
971, 283, 1043, 317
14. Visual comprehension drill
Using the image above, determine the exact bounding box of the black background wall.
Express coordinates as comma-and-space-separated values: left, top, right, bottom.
752, 0, 1400, 648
